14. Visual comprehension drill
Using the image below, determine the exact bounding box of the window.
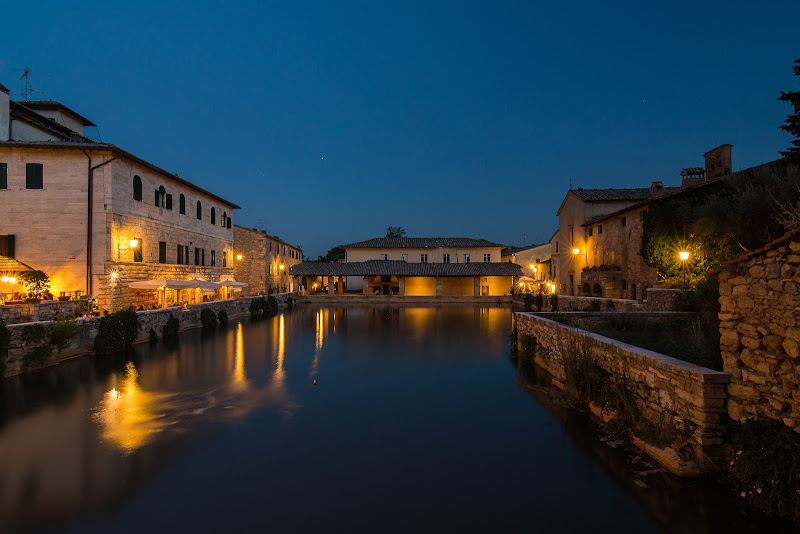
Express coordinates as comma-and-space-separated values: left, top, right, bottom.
568, 226, 574, 247
227, 218, 231, 229
588, 228, 593, 237
185, 245, 189, 264
380, 254, 388, 260
222, 212, 227, 227
223, 252, 228, 267
133, 175, 142, 200
211, 250, 216, 266
155, 186, 166, 207
463, 254, 470, 263
195, 248, 200, 265
483, 254, 491, 262
133, 238, 143, 262
443, 254, 450, 264
598, 225, 603, 234
0, 163, 6, 189
269, 243, 272, 252
26, 163, 43, 189
166, 194, 173, 210
179, 194, 185, 214
622, 217, 627, 227
177, 244, 184, 264
556, 242, 558, 253
401, 254, 408, 262
0, 235, 16, 258
211, 207, 216, 225
420, 253, 428, 263
202, 248, 205, 266
158, 241, 167, 264
196, 201, 202, 220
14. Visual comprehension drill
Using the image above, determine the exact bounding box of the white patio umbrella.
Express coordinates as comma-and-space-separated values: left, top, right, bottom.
219, 279, 248, 288
190, 278, 223, 292
128, 278, 198, 290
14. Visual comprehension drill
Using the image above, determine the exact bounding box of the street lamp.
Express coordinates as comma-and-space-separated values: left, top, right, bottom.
236, 254, 243, 261
679, 251, 690, 288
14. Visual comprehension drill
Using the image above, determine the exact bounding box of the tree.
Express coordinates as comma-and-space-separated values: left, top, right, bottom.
22, 270, 50, 298
779, 58, 800, 162
315, 245, 346, 262
385, 226, 406, 238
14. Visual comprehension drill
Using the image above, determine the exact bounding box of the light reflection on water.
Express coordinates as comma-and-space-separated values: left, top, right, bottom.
0, 306, 796, 534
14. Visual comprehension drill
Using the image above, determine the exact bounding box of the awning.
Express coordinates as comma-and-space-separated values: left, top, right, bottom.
190, 278, 223, 292
219, 279, 248, 288
128, 278, 199, 290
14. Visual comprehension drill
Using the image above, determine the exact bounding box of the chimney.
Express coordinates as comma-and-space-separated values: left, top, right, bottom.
0, 82, 9, 142
651, 181, 664, 198
703, 144, 733, 179
680, 167, 706, 188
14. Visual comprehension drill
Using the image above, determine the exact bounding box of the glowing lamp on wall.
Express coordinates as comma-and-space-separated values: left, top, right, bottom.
236, 254, 243, 261
279, 265, 285, 270
572, 248, 580, 255
129, 239, 139, 248
679, 251, 690, 261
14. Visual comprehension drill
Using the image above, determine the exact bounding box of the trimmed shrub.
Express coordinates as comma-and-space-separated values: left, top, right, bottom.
0, 321, 10, 378
534, 293, 543, 312
149, 328, 159, 344
250, 298, 265, 320
22, 346, 51, 372
286, 297, 294, 311
585, 300, 602, 312
265, 296, 279, 317
161, 315, 180, 342
550, 293, 558, 311
94, 309, 141, 355
605, 299, 615, 311
22, 324, 46, 345
52, 317, 82, 351
523, 294, 534, 312
200, 308, 218, 330
217, 309, 229, 326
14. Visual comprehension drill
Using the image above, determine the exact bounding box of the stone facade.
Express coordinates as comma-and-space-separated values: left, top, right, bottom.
0, 301, 79, 325
718, 230, 800, 430
516, 312, 729, 473
233, 225, 302, 296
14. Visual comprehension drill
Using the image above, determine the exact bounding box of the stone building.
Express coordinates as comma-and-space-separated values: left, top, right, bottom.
551, 144, 734, 299
232, 225, 303, 295
0, 84, 239, 310
501, 243, 552, 292
718, 229, 800, 430
291, 237, 521, 296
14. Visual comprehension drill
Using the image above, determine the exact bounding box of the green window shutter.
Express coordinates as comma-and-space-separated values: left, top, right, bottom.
159, 241, 167, 263
0, 163, 7, 189
155, 190, 160, 206
26, 163, 43, 189
166, 194, 173, 210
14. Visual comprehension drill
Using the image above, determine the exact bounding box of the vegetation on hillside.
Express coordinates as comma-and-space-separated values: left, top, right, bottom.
778, 57, 800, 162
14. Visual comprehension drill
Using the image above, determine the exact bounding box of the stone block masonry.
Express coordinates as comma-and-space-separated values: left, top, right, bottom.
718, 230, 800, 430
516, 312, 729, 473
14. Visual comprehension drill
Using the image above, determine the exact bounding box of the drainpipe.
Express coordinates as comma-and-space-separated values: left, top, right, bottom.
82, 150, 117, 296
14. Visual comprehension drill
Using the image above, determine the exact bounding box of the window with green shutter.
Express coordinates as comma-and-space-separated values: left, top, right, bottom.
159, 241, 167, 264
0, 235, 15, 258
25, 163, 43, 189
0, 163, 7, 189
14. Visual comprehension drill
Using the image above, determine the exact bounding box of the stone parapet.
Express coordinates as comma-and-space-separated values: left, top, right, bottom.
0, 301, 79, 325
515, 312, 729, 472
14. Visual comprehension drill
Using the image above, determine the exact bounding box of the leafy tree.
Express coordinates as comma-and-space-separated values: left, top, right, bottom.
315, 245, 345, 262
779, 58, 800, 162
385, 226, 407, 238
22, 270, 50, 298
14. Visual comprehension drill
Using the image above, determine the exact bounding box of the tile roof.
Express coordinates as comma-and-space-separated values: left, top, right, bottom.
681, 167, 705, 174
0, 82, 9, 94
10, 101, 93, 143
20, 100, 96, 126
290, 260, 523, 277
570, 187, 664, 202
342, 237, 505, 249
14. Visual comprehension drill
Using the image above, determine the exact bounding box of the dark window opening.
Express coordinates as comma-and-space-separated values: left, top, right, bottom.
133, 175, 142, 201
166, 194, 173, 210
622, 217, 627, 227
202, 248, 205, 266
26, 163, 43, 189
227, 218, 231, 229
211, 250, 216, 266
185, 245, 189, 264
598, 225, 603, 234
195, 248, 200, 265
196, 201, 202, 220
179, 194, 186, 214
177, 244, 184, 264
158, 241, 167, 264
133, 238, 143, 262
211, 208, 216, 225
0, 235, 16, 258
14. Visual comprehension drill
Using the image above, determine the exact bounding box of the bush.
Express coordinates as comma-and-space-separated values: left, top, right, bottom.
94, 309, 141, 355
21, 270, 50, 299
200, 308, 218, 330
523, 294, 534, 312
534, 293, 544, 312
585, 300, 602, 312
250, 298, 266, 319
265, 296, 279, 317
112, 301, 128, 313
605, 299, 615, 311
161, 315, 180, 342
286, 297, 294, 311
22, 324, 46, 344
52, 317, 82, 351
217, 309, 229, 326
22, 346, 51, 372
728, 418, 800, 517
149, 328, 158, 344
550, 294, 559, 311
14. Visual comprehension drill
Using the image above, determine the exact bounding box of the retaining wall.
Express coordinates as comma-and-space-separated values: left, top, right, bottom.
297, 294, 513, 306
515, 312, 729, 474
1, 293, 297, 379
0, 301, 79, 325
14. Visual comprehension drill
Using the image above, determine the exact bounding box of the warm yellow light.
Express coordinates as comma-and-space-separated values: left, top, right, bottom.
129, 239, 139, 248
236, 254, 243, 260
111, 272, 118, 279
572, 248, 580, 255
9, 277, 15, 284
1, 276, 7, 282
519, 282, 524, 287
279, 264, 285, 270
679, 251, 690, 261
529, 264, 535, 269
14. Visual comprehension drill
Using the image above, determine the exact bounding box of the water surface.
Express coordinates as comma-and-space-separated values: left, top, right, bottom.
0, 307, 795, 533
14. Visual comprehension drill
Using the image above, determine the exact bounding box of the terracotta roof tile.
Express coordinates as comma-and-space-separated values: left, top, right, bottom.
342, 237, 505, 249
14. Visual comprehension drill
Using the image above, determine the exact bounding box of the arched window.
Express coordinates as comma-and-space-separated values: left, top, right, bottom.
156, 185, 166, 207
179, 194, 185, 214
133, 175, 142, 201
196, 201, 202, 220
222, 211, 227, 227
211, 207, 216, 225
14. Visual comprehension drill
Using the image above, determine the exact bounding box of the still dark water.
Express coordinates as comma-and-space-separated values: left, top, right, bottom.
0, 307, 796, 534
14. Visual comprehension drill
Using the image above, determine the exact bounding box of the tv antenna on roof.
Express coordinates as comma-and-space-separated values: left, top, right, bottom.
10, 68, 43, 101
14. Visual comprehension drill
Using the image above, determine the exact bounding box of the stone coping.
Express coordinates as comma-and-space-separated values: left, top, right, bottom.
533, 311, 698, 318
516, 312, 729, 383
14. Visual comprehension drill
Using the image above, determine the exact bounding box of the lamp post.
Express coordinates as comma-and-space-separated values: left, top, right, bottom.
679, 251, 690, 288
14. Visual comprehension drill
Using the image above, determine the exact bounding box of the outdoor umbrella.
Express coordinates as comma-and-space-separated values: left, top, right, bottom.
190, 278, 223, 292
128, 278, 198, 290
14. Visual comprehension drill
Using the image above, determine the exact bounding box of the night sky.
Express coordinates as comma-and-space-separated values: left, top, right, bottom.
2, 1, 798, 257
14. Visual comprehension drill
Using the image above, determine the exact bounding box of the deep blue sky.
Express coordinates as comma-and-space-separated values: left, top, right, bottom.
2, 1, 798, 257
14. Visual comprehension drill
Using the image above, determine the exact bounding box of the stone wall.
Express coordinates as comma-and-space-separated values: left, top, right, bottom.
514, 294, 644, 312
0, 300, 79, 325
718, 231, 800, 430
644, 288, 683, 311
1, 293, 297, 379
516, 312, 729, 473
529, 311, 700, 332
233, 225, 303, 296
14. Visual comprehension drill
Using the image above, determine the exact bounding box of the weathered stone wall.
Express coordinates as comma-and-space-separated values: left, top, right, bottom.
718, 233, 800, 430
1, 293, 297, 379
644, 288, 683, 311
516, 312, 729, 472
513, 294, 644, 312
529, 311, 700, 332
0, 301, 79, 324
233, 225, 303, 296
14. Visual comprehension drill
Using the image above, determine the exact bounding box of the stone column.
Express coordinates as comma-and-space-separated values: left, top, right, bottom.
293, 276, 301, 294
435, 277, 442, 297
474, 276, 480, 296
337, 276, 344, 295
399, 277, 405, 296
328, 276, 335, 296
363, 276, 370, 295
